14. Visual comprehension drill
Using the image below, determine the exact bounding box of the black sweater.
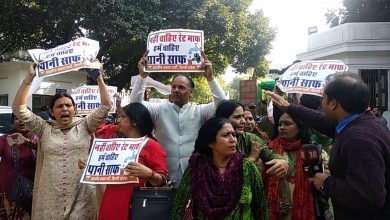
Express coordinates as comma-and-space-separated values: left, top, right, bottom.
288, 105, 390, 220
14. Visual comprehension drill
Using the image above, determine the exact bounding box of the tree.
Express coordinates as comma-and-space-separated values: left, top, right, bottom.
326, 0, 390, 27
0, 0, 275, 90
227, 76, 242, 101
0, 0, 89, 54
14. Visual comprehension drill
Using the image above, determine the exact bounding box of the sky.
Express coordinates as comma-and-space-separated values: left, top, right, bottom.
223, 0, 343, 83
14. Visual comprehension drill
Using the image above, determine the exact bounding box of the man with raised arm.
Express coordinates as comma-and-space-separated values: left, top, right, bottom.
130, 51, 226, 185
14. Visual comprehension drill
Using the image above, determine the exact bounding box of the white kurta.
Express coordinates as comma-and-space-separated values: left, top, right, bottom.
130, 77, 226, 183
13, 105, 110, 220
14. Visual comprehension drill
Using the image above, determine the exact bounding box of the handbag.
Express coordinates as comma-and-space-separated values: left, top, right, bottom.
131, 187, 177, 220
10, 147, 33, 206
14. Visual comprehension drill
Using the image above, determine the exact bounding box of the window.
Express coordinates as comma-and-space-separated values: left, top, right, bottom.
0, 94, 8, 106
361, 69, 388, 111
32, 94, 53, 113
0, 107, 12, 134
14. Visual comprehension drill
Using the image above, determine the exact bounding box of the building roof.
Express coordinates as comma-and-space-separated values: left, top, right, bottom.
0, 50, 32, 63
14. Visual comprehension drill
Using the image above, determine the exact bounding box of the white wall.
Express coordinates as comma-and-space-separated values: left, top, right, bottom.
0, 61, 87, 107
296, 22, 390, 112
305, 22, 390, 52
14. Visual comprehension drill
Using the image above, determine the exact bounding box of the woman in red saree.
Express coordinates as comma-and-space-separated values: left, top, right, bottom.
266, 112, 315, 220
98, 103, 168, 220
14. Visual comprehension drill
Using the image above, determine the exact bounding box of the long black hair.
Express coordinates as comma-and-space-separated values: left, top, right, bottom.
122, 103, 154, 139
193, 117, 231, 157
49, 92, 76, 109
215, 100, 244, 119
49, 92, 76, 119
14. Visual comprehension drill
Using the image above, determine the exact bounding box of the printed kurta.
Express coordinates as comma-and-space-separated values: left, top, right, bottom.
0, 133, 37, 220
12, 104, 110, 220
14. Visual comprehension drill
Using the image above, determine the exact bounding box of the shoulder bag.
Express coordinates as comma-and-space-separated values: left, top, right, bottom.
10, 147, 33, 206
131, 187, 177, 220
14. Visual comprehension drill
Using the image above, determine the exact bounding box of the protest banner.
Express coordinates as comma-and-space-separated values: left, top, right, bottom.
146, 29, 204, 72
72, 85, 117, 115
276, 60, 348, 96
130, 75, 171, 95
28, 38, 100, 79
81, 137, 148, 184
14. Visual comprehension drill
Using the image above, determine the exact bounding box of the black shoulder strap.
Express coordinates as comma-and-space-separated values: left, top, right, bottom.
11, 146, 20, 176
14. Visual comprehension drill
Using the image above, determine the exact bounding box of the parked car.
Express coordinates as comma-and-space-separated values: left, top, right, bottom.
0, 106, 13, 136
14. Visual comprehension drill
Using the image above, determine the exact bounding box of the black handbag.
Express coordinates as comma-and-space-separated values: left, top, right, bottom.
10, 147, 33, 206
131, 187, 177, 220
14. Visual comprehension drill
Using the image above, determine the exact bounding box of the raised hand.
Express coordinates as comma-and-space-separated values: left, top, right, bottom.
28, 62, 38, 77
200, 51, 214, 82
24, 62, 39, 84
138, 51, 149, 79
268, 92, 290, 111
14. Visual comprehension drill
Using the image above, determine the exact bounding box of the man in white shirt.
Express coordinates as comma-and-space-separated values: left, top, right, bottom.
131, 51, 226, 185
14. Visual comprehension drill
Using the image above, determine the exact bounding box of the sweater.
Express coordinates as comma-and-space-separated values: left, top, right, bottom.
288, 105, 390, 220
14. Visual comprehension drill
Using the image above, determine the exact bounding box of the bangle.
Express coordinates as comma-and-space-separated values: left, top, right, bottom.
149, 170, 156, 180
23, 80, 32, 85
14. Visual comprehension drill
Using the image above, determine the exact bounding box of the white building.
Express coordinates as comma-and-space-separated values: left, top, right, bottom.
297, 22, 390, 125
0, 51, 87, 112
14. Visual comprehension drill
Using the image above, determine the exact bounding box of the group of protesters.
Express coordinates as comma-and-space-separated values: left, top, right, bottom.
0, 50, 390, 220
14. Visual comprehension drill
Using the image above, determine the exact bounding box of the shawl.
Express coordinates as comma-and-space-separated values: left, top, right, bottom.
266, 136, 315, 220
171, 158, 270, 220
188, 152, 243, 219
47, 117, 83, 130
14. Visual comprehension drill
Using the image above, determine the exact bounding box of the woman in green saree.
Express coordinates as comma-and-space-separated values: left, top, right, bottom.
171, 117, 269, 219
215, 101, 289, 177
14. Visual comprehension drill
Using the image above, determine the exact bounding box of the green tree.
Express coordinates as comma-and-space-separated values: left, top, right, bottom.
0, 0, 89, 54
227, 76, 242, 101
326, 0, 390, 27
0, 0, 275, 90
